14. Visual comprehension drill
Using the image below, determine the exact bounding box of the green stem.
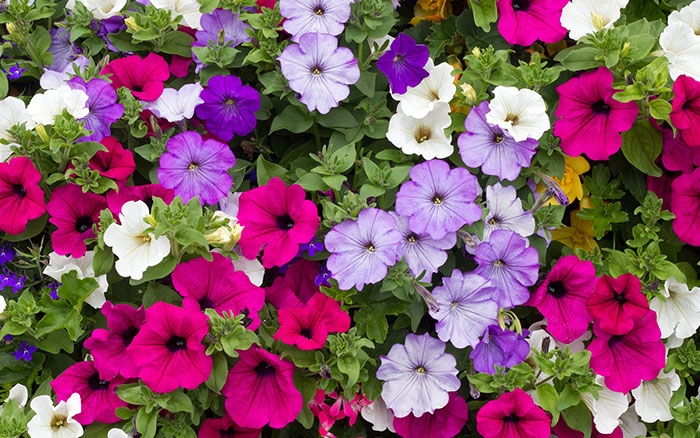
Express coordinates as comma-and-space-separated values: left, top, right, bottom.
313, 122, 322, 150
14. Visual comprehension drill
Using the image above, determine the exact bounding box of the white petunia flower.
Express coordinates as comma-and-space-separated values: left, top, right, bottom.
668, 0, 700, 34
107, 429, 129, 438
0, 383, 28, 415
27, 85, 89, 125
486, 86, 549, 142
103, 200, 171, 281
0, 296, 4, 315
360, 395, 395, 433
581, 376, 630, 434
0, 96, 36, 161
619, 405, 647, 438
39, 56, 90, 91
27, 393, 83, 438
393, 59, 457, 119
387, 102, 453, 160
560, 0, 629, 40
150, 0, 203, 29
144, 83, 204, 122
43, 252, 109, 309
483, 183, 536, 241
631, 369, 681, 423
650, 276, 700, 340
66, 0, 126, 19
659, 21, 700, 81
368, 35, 395, 59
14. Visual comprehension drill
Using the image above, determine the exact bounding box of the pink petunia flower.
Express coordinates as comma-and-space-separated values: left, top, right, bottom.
476, 388, 551, 438
655, 122, 700, 173
51, 361, 128, 425
553, 417, 622, 438
237, 177, 320, 268
670, 75, 700, 147
554, 67, 638, 160
46, 184, 107, 258
106, 183, 175, 217
198, 413, 261, 438
127, 302, 212, 393
84, 302, 145, 380
0, 156, 46, 235
393, 392, 469, 438
586, 274, 650, 335
100, 53, 170, 101
496, 0, 568, 46
266, 258, 320, 309
526, 255, 597, 344
274, 292, 350, 350
222, 345, 303, 429
89, 137, 136, 183
588, 310, 666, 393
671, 167, 700, 246
647, 172, 676, 211
171, 252, 265, 329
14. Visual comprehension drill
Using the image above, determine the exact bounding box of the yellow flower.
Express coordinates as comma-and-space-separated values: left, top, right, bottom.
551, 209, 598, 253
410, 0, 452, 25
537, 155, 590, 206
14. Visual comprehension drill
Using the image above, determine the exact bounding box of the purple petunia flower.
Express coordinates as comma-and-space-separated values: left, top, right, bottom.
395, 159, 482, 240
377, 333, 460, 418
278, 32, 360, 114
458, 101, 538, 181
97, 16, 127, 52
280, 0, 353, 42
157, 131, 236, 205
483, 183, 536, 241
429, 270, 499, 349
14, 341, 37, 361
470, 325, 530, 374
390, 212, 455, 283
195, 75, 260, 142
376, 33, 429, 95
68, 77, 125, 142
192, 9, 251, 69
474, 229, 540, 308
324, 208, 402, 291
48, 28, 78, 71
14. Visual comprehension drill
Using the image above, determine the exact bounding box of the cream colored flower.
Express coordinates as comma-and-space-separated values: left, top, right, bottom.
486, 86, 549, 142
393, 59, 457, 119
27, 85, 89, 126
43, 252, 109, 309
560, 0, 629, 40
27, 393, 83, 438
387, 102, 453, 160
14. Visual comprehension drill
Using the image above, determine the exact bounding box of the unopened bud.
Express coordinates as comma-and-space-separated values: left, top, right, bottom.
460, 83, 477, 106
6, 23, 21, 42
414, 282, 439, 313
149, 114, 162, 139
35, 124, 50, 143
471, 47, 481, 57
124, 16, 140, 32
620, 42, 631, 57
205, 211, 244, 250
538, 173, 570, 207
146, 214, 158, 228
217, 29, 226, 46
456, 230, 479, 251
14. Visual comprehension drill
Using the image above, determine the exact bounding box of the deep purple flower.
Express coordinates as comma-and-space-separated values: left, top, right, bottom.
98, 16, 127, 52
280, 0, 353, 41
376, 33, 429, 95
470, 325, 530, 374
192, 9, 251, 68
48, 282, 61, 300
0, 244, 15, 266
48, 28, 78, 71
474, 229, 540, 308
315, 264, 332, 287
195, 75, 260, 141
3, 63, 27, 80
14, 342, 37, 361
458, 101, 538, 181
324, 208, 402, 291
1, 270, 24, 293
157, 131, 236, 205
278, 32, 360, 114
299, 239, 324, 257
395, 159, 482, 240
68, 77, 124, 142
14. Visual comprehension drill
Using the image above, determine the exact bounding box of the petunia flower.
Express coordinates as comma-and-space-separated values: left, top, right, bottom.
670, 75, 700, 147
127, 302, 212, 393
274, 292, 350, 350
377, 333, 460, 418
157, 131, 236, 205
106, 184, 175, 217
193, 9, 251, 54
222, 345, 303, 429
391, 59, 456, 118
553, 418, 623, 438
361, 395, 395, 433
83, 302, 145, 380
43, 252, 109, 309
88, 137, 135, 183
238, 177, 320, 268
474, 229, 539, 308
658, 123, 700, 173
198, 413, 261, 438
0, 96, 35, 145
27, 85, 89, 125
429, 270, 499, 348
278, 32, 360, 114
46, 184, 107, 258
560, 0, 629, 40
458, 101, 538, 181
0, 156, 46, 235
51, 361, 127, 425
586, 274, 649, 335
580, 375, 630, 435
194, 75, 260, 141
486, 86, 549, 141
67, 76, 124, 142
630, 368, 681, 423
471, 325, 530, 374
280, 0, 353, 41
66, 0, 125, 19
150, 0, 203, 29
146, 83, 203, 123
650, 276, 700, 340
40, 55, 89, 90
476, 388, 551, 438
27, 393, 83, 438
496, 0, 568, 46
537, 155, 590, 206
376, 33, 429, 95
482, 183, 535, 241
392, 392, 469, 438
324, 208, 402, 291
100, 53, 170, 101
395, 159, 482, 240
660, 21, 700, 82
266, 258, 320, 309
386, 103, 453, 160
551, 209, 599, 252
410, 0, 452, 25
671, 167, 700, 246
47, 28, 78, 72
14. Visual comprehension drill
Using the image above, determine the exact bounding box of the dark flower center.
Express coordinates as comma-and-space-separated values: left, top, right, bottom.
311, 66, 323, 75
503, 413, 520, 423
493, 133, 505, 144
188, 162, 199, 171
511, 0, 530, 11
121, 326, 139, 346
87, 372, 110, 391
547, 280, 567, 298
276, 213, 295, 230
683, 100, 693, 110
255, 361, 276, 377
366, 242, 376, 252
74, 216, 93, 234
314, 5, 324, 15
198, 296, 215, 309
13, 184, 26, 199
406, 233, 419, 243
241, 308, 253, 328
591, 99, 611, 115
488, 216, 501, 225
432, 194, 444, 205
415, 125, 432, 143
613, 292, 627, 304
219, 427, 239, 437
609, 334, 623, 347
494, 259, 506, 266
224, 98, 236, 106
165, 335, 187, 352
132, 84, 143, 92
300, 328, 313, 339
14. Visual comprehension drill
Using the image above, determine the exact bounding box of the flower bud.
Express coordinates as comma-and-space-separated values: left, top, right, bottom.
124, 16, 140, 32
205, 211, 244, 251
471, 47, 481, 57
460, 83, 477, 106
35, 124, 50, 143
413, 282, 439, 313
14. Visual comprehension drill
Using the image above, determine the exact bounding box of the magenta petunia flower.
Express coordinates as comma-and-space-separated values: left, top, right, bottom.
106, 183, 175, 217
266, 258, 320, 309
84, 302, 145, 380
172, 253, 265, 329
553, 418, 623, 438
51, 361, 128, 425
0, 156, 46, 235
376, 33, 430, 95
67, 76, 124, 142
657, 122, 700, 173
496, 0, 568, 46
554, 67, 638, 160
158, 131, 236, 205
198, 413, 261, 438
89, 137, 135, 182
222, 345, 303, 429
588, 310, 666, 393
46, 184, 107, 258
127, 302, 212, 393
100, 53, 170, 101
586, 274, 649, 335
237, 177, 320, 268
274, 292, 350, 350
526, 255, 597, 344
392, 392, 469, 438
671, 167, 700, 246
194, 75, 260, 141
476, 388, 551, 438
670, 75, 700, 147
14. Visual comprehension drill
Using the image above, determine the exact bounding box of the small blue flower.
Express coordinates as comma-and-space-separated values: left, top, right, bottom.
300, 239, 324, 257
48, 282, 61, 300
0, 244, 14, 266
314, 264, 332, 287
2, 63, 27, 80
0, 270, 24, 293
13, 342, 37, 361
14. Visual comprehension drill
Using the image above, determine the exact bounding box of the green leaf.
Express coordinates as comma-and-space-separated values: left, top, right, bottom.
256, 155, 288, 186
92, 246, 114, 277
468, 0, 498, 32
355, 71, 376, 97
536, 384, 560, 422
34, 330, 75, 354
160, 390, 194, 413
322, 174, 346, 191
554, 46, 602, 71
136, 408, 158, 438
205, 353, 228, 393
649, 98, 672, 125
557, 384, 581, 411
270, 105, 314, 133
295, 172, 328, 191
0, 70, 7, 100
561, 402, 592, 438
160, 31, 195, 57
57, 271, 98, 305
318, 107, 358, 129
129, 255, 178, 285
337, 355, 360, 387
143, 282, 182, 308
620, 119, 662, 177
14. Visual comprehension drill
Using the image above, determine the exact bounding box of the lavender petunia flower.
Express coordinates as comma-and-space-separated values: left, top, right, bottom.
48, 28, 78, 71
68, 77, 124, 142
192, 9, 251, 70
483, 183, 535, 241
278, 32, 360, 114
458, 101, 538, 181
474, 229, 540, 308
376, 33, 429, 95
146, 83, 204, 122
395, 159, 482, 240
280, 0, 353, 42
377, 333, 460, 418
429, 270, 499, 349
195, 75, 260, 141
40, 56, 90, 90
470, 325, 530, 374
324, 208, 402, 291
390, 212, 455, 283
